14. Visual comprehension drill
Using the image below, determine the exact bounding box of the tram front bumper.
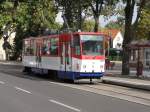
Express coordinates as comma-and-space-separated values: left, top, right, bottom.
75, 72, 104, 79
58, 71, 104, 80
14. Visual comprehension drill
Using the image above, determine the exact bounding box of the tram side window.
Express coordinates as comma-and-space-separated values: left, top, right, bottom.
73, 35, 81, 55
24, 40, 35, 55
50, 37, 59, 56
24, 40, 31, 55
30, 40, 34, 55
42, 39, 50, 55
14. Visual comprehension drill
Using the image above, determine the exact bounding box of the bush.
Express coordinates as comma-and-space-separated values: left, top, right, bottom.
106, 48, 122, 61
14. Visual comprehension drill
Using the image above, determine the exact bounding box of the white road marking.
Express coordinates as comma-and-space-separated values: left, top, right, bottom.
49, 99, 81, 112
0, 81, 5, 84
15, 87, 32, 94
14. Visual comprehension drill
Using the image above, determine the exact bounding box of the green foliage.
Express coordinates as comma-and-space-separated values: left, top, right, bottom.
13, 0, 59, 60
105, 21, 122, 29
0, 0, 59, 60
136, 7, 150, 39
82, 20, 95, 31
105, 16, 125, 33
55, 0, 120, 32
106, 48, 122, 61
55, 0, 93, 30
17, 0, 58, 36
0, 0, 148, 62
89, 0, 120, 32
0, 2, 13, 31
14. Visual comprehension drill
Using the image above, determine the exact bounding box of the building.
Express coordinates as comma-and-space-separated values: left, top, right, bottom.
129, 40, 150, 69
0, 32, 15, 60
101, 29, 123, 49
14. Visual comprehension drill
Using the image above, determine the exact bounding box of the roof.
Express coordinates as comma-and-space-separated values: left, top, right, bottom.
129, 40, 150, 48
100, 29, 121, 39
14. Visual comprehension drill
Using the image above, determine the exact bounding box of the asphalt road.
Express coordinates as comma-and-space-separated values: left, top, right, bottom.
0, 64, 150, 112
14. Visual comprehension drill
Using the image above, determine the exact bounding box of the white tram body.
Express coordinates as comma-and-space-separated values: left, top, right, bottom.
22, 32, 105, 80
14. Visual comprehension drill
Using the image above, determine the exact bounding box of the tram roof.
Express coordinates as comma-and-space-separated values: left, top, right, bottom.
24, 32, 107, 40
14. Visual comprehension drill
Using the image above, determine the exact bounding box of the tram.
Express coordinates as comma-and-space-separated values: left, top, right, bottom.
22, 32, 105, 81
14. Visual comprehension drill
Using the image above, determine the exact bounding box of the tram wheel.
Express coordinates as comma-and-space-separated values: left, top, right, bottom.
23, 67, 31, 73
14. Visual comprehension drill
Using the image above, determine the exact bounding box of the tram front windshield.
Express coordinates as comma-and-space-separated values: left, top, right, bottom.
80, 35, 104, 56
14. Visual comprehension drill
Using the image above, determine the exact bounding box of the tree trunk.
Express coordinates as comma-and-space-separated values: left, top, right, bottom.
122, 0, 135, 75
122, 31, 131, 75
5, 49, 9, 61
94, 15, 99, 32
78, 0, 82, 30
91, 0, 103, 32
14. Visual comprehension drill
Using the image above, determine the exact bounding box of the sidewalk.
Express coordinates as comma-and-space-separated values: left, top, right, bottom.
102, 76, 150, 91
0, 60, 22, 66
104, 61, 150, 91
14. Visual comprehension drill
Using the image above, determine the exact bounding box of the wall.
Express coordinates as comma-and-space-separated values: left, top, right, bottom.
0, 32, 15, 60
113, 32, 123, 49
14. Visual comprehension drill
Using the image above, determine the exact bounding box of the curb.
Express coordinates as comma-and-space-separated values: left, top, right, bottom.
102, 77, 150, 91
0, 61, 22, 66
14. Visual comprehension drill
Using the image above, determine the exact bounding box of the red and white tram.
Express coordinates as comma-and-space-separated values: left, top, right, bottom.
22, 32, 105, 81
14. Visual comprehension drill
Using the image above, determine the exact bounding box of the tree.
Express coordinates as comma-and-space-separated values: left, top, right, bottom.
122, 0, 147, 75
136, 2, 150, 39
0, 1, 18, 60
55, 0, 90, 31
89, 0, 103, 32
82, 20, 95, 31
12, 0, 59, 60
55, 0, 120, 32
0, 0, 59, 60
105, 20, 124, 30
89, 0, 119, 32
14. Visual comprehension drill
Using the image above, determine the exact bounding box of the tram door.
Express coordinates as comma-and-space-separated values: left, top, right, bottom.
36, 41, 42, 68
60, 42, 72, 72
65, 43, 72, 71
